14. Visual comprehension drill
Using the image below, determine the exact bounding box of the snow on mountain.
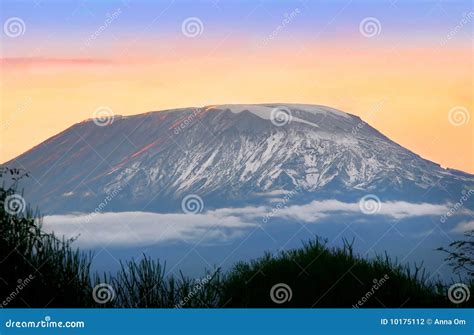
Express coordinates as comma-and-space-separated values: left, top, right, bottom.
4, 103, 473, 214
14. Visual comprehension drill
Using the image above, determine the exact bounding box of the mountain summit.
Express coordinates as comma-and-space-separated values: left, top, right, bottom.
6, 104, 473, 214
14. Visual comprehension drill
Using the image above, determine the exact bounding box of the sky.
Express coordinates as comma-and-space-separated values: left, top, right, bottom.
1, 0, 473, 172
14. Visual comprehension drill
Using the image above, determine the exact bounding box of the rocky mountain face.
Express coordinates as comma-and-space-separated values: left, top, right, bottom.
5, 104, 473, 214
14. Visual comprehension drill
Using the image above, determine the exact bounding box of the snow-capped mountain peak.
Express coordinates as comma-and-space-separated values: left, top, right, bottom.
5, 103, 473, 214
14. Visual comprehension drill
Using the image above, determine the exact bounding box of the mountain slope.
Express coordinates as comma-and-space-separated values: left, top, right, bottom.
5, 103, 473, 214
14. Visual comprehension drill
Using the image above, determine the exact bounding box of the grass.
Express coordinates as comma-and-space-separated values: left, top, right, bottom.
96, 240, 472, 308
1, 168, 472, 308
219, 239, 456, 307
101, 257, 221, 308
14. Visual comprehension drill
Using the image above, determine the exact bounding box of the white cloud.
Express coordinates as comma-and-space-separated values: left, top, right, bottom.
43, 211, 255, 247
42, 200, 463, 247
452, 221, 474, 233
254, 189, 292, 196
263, 200, 452, 222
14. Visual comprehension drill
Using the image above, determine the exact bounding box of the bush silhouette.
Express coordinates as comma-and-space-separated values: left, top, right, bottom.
219, 239, 458, 307
0, 167, 93, 307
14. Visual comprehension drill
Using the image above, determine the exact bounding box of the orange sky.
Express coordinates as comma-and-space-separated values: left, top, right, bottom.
1, 40, 473, 173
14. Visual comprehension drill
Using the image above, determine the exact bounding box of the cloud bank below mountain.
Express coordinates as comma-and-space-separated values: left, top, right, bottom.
42, 200, 470, 247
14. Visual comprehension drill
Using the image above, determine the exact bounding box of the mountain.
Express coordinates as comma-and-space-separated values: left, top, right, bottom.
4, 103, 473, 214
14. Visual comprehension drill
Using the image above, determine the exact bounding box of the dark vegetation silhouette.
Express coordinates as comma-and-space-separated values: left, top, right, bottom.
0, 167, 92, 307
437, 230, 474, 278
0, 168, 472, 308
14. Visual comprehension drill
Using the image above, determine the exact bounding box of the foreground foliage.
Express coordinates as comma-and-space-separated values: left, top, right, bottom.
220, 240, 466, 307
0, 168, 92, 307
1, 168, 471, 308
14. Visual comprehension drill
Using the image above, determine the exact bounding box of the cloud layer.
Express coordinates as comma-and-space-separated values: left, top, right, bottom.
43, 200, 469, 247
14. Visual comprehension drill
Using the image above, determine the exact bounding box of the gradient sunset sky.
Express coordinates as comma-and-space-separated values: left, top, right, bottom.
1, 0, 473, 172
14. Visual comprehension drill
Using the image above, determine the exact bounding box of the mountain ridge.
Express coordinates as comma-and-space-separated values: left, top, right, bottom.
4, 103, 473, 214
18, 103, 464, 175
